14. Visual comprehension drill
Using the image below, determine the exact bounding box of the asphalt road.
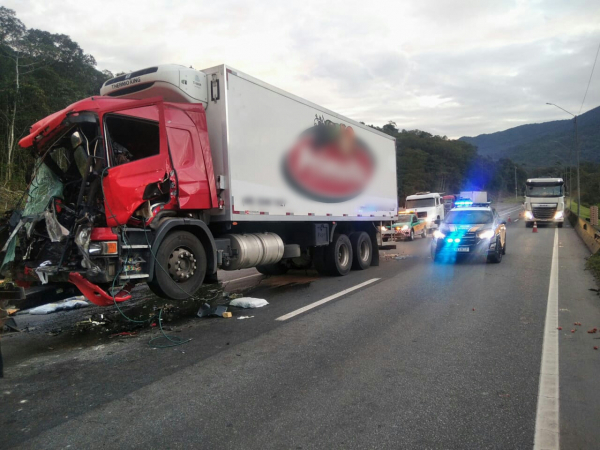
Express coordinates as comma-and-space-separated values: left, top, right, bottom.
2, 203, 600, 449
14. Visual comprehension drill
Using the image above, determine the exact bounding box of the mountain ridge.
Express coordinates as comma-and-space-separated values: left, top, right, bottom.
459, 105, 600, 166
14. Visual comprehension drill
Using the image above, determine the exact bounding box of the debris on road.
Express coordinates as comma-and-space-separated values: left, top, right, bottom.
238, 316, 254, 320
587, 328, 597, 334
29, 297, 88, 315
557, 327, 562, 330
571, 329, 576, 333
594, 346, 598, 350
109, 331, 139, 339
574, 322, 582, 326
197, 303, 229, 318
222, 312, 232, 318
228, 297, 269, 309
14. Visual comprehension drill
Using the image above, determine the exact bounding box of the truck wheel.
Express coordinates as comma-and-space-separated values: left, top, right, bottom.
349, 231, 372, 270
148, 231, 207, 300
409, 229, 414, 241
256, 263, 288, 276
316, 234, 353, 276
557, 222, 563, 228
525, 222, 533, 228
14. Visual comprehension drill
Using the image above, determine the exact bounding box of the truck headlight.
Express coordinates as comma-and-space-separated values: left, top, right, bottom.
433, 230, 445, 239
525, 211, 533, 220
477, 229, 495, 240
401, 225, 409, 231
554, 211, 564, 219
381, 226, 386, 231
88, 241, 118, 256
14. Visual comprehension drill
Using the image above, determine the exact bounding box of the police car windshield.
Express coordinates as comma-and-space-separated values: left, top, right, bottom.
445, 210, 493, 224
406, 198, 435, 208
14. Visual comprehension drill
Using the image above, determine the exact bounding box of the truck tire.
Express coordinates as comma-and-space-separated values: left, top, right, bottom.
148, 231, 207, 300
525, 222, 533, 228
557, 222, 563, 228
256, 263, 288, 276
349, 231, 372, 270
315, 233, 353, 276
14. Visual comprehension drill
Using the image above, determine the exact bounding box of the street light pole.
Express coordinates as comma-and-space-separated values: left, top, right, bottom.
546, 103, 580, 217
552, 140, 573, 209
515, 165, 517, 200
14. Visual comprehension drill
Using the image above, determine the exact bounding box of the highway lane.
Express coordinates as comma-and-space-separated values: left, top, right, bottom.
2, 208, 600, 449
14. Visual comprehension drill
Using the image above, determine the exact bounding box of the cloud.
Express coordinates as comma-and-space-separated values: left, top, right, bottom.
4, 0, 600, 138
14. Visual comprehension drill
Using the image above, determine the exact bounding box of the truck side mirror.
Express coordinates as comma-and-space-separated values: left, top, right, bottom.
434, 219, 441, 225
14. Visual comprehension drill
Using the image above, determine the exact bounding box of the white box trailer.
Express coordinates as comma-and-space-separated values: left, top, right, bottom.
92, 64, 398, 291
202, 65, 398, 222
460, 191, 488, 203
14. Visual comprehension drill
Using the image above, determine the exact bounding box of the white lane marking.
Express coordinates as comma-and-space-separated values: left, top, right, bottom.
499, 205, 523, 216
222, 273, 264, 285
275, 278, 380, 321
534, 227, 560, 450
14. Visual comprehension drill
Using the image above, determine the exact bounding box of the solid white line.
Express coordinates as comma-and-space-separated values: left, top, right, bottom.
534, 227, 560, 450
275, 278, 380, 321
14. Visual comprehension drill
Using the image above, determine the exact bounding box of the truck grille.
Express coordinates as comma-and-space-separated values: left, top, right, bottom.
533, 207, 556, 219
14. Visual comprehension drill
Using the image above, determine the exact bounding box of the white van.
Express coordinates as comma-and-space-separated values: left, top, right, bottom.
404, 192, 445, 232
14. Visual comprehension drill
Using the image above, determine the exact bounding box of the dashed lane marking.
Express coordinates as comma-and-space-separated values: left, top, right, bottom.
275, 278, 381, 321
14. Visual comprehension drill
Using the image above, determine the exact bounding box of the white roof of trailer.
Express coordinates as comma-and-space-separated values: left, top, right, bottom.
406, 192, 441, 199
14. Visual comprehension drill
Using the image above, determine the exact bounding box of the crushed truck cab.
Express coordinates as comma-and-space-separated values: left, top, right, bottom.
0, 64, 398, 304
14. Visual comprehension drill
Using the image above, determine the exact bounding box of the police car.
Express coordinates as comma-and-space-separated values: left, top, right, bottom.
430, 200, 507, 263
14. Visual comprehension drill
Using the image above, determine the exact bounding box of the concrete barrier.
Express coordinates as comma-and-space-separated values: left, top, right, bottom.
567, 210, 600, 254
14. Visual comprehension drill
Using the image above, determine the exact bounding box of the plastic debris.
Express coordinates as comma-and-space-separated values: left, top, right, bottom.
222, 312, 232, 318
557, 327, 562, 330
197, 303, 229, 318
587, 328, 597, 334
237, 316, 254, 320
228, 297, 269, 309
595, 346, 598, 350
574, 322, 582, 326
571, 329, 576, 333
29, 297, 88, 315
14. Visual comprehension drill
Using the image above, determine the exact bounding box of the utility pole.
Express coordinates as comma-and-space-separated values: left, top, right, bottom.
546, 103, 581, 216
574, 115, 581, 217
515, 165, 517, 200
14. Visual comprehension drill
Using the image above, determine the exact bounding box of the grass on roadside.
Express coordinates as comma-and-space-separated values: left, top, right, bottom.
567, 200, 600, 221
585, 251, 600, 286
496, 196, 524, 204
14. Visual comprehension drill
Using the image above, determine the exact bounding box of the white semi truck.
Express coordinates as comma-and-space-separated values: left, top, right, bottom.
1, 64, 397, 304
404, 192, 444, 232
524, 178, 565, 228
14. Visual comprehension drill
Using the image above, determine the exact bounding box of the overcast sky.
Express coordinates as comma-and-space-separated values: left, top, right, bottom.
5, 0, 600, 138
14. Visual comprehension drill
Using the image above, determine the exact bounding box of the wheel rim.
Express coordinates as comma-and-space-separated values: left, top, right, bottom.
167, 246, 197, 282
338, 243, 350, 267
359, 240, 370, 262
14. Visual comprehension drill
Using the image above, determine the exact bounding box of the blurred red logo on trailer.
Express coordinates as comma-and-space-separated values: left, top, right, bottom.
283, 116, 375, 203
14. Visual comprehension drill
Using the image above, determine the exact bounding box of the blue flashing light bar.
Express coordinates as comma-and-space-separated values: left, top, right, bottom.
455, 200, 473, 207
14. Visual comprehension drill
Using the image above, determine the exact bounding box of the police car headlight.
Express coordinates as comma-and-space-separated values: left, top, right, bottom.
477, 229, 495, 240
401, 225, 409, 231
433, 230, 445, 239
